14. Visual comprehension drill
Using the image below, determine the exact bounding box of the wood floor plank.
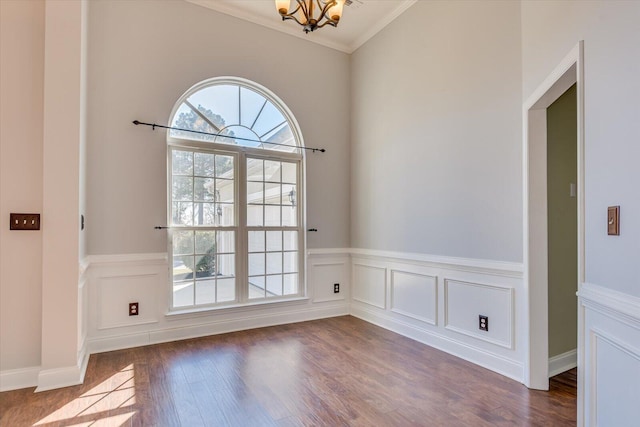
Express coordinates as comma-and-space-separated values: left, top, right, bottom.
0, 316, 577, 426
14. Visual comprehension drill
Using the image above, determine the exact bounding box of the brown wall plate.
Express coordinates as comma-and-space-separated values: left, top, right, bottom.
607, 206, 620, 235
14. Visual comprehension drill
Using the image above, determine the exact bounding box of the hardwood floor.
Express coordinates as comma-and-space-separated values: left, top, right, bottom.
0, 316, 576, 426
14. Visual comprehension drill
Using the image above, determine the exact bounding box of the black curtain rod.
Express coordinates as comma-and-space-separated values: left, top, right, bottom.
132, 120, 326, 153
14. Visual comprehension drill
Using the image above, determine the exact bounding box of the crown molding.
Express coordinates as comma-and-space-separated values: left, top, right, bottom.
184, 0, 416, 54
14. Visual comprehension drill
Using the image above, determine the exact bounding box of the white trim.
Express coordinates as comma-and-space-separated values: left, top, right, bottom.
79, 256, 90, 278
311, 261, 347, 303
352, 262, 387, 309
35, 343, 89, 392
312, 296, 346, 303
351, 304, 523, 382
165, 296, 311, 319
592, 330, 640, 372
307, 248, 352, 256
97, 272, 161, 330
580, 285, 640, 427
88, 303, 348, 354
351, 248, 523, 278
86, 252, 167, 266
549, 349, 577, 377
443, 279, 515, 350
349, 250, 523, 383
309, 261, 346, 267
0, 366, 40, 392
522, 41, 585, 395
78, 248, 524, 393
590, 330, 640, 426
578, 282, 640, 328
389, 269, 437, 326
35, 366, 83, 393
524, 56, 578, 111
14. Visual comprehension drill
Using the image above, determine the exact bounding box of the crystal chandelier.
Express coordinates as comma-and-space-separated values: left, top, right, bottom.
275, 0, 346, 33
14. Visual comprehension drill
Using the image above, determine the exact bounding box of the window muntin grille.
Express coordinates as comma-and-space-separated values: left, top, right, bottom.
167, 79, 304, 310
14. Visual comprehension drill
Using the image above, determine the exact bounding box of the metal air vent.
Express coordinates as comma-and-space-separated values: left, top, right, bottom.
346, 0, 364, 9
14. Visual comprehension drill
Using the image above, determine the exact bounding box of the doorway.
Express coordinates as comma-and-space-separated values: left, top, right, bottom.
547, 84, 578, 377
522, 40, 585, 418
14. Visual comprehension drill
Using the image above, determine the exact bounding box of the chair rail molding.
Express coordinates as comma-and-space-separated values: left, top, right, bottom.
578, 282, 640, 327
349, 248, 523, 278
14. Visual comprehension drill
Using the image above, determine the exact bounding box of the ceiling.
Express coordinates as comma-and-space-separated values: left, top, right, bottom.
185, 0, 417, 53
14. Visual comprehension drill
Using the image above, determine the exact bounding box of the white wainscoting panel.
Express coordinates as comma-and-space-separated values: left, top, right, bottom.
579, 282, 640, 427
350, 249, 524, 382
444, 279, 514, 349
390, 270, 437, 325
86, 251, 349, 356
310, 261, 348, 303
352, 263, 387, 309
97, 273, 160, 329
76, 248, 532, 392
594, 334, 640, 426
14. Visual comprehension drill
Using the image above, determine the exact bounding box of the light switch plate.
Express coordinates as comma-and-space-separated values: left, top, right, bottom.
607, 206, 620, 235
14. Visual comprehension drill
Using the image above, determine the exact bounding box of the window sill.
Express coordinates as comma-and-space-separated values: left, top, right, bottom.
165, 296, 310, 321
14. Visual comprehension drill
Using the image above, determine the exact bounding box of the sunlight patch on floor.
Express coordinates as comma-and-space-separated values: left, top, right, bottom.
33, 364, 136, 426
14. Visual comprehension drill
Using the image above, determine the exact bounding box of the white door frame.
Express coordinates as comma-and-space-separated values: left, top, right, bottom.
522, 40, 585, 422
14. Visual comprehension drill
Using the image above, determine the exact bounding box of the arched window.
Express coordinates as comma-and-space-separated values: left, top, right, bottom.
167, 77, 304, 310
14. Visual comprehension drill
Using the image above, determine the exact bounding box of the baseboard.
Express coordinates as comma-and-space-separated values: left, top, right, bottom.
350, 304, 523, 382
35, 365, 83, 392
0, 366, 40, 392
1, 312, 90, 393
549, 349, 577, 377
89, 303, 349, 354
35, 343, 89, 392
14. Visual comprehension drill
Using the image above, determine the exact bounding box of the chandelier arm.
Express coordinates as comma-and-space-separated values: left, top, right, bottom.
315, 19, 338, 29
315, 0, 337, 24
283, 13, 307, 27
295, 0, 308, 18
281, 3, 302, 19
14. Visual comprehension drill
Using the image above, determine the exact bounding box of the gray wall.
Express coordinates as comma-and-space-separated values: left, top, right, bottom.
547, 84, 577, 358
86, 0, 351, 255
522, 0, 640, 296
350, 0, 523, 262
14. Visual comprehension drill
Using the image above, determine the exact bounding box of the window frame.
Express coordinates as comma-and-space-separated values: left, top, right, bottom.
166, 77, 306, 312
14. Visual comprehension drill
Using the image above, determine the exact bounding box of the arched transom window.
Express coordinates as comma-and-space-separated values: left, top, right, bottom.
170, 80, 300, 153
167, 77, 304, 310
